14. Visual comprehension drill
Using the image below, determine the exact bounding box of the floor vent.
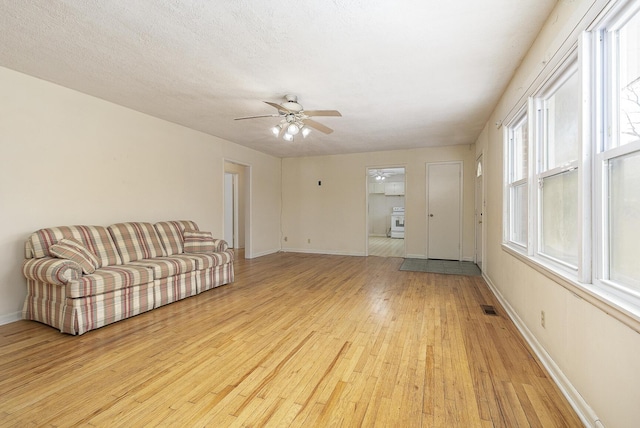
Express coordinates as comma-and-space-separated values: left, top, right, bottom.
481, 305, 498, 316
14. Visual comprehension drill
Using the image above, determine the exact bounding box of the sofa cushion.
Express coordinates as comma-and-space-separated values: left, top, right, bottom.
154, 220, 199, 255
183, 251, 234, 270
129, 255, 198, 279
67, 265, 153, 298
108, 222, 167, 263
49, 238, 99, 274
183, 230, 217, 253
26, 226, 122, 267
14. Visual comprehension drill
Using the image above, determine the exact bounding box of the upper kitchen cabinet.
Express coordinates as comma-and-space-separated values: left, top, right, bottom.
385, 182, 405, 195
369, 182, 386, 194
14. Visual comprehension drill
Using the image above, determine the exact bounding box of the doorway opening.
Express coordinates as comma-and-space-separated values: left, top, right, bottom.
224, 161, 250, 259
367, 167, 406, 257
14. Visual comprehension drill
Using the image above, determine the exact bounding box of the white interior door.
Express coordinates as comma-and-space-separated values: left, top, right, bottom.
475, 155, 484, 271
427, 162, 462, 260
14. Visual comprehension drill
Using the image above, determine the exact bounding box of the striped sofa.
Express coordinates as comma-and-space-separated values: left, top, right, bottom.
22, 221, 234, 335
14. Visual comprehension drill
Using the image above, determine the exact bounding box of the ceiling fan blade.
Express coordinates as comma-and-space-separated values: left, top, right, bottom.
304, 119, 334, 134
303, 110, 342, 117
234, 114, 280, 120
264, 101, 292, 113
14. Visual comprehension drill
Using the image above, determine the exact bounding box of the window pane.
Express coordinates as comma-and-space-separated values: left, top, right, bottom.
545, 72, 580, 168
541, 169, 578, 266
619, 12, 640, 147
512, 119, 528, 182
511, 183, 528, 246
609, 151, 640, 289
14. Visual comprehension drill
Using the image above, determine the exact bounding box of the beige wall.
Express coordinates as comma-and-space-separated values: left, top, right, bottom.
476, 0, 640, 426
281, 145, 476, 259
0, 66, 281, 322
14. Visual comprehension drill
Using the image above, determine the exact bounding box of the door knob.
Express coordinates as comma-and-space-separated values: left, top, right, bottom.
429, 214, 434, 217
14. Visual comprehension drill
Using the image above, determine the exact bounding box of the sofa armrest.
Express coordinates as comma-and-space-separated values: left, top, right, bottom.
212, 239, 229, 252
23, 257, 82, 285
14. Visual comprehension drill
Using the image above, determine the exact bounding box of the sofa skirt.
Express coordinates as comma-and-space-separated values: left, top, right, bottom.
154, 271, 198, 308
198, 263, 235, 293
23, 279, 155, 335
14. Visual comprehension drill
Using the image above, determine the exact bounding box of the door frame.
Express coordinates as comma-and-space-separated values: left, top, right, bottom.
364, 165, 407, 257
224, 159, 252, 258
426, 161, 463, 260
475, 152, 485, 272
224, 172, 239, 248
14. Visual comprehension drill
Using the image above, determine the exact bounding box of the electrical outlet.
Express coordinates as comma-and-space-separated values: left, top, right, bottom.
540, 310, 546, 328
307, 238, 311, 244
284, 236, 288, 242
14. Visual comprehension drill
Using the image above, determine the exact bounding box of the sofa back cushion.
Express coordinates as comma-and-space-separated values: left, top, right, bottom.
108, 222, 167, 263
25, 225, 122, 267
154, 220, 199, 255
183, 229, 217, 253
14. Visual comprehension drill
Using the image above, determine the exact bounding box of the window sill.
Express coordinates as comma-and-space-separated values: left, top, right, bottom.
502, 243, 640, 334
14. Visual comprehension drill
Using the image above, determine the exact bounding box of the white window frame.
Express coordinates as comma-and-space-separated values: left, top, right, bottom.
592, 0, 640, 311
532, 56, 582, 278
503, 107, 531, 251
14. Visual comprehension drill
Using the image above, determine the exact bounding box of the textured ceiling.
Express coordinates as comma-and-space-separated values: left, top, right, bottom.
0, 1, 557, 158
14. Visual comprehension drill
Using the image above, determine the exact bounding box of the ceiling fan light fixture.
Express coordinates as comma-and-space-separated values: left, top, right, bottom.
374, 170, 387, 181
283, 133, 294, 142
287, 123, 300, 135
301, 127, 311, 138
271, 124, 282, 136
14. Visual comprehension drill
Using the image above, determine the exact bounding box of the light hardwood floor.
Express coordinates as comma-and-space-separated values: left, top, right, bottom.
0, 252, 581, 427
368, 236, 404, 257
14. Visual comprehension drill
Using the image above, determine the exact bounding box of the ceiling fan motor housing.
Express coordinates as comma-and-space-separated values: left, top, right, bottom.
279, 94, 302, 112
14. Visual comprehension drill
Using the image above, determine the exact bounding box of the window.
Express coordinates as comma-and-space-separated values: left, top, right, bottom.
595, 3, 640, 303
505, 111, 529, 248
608, 152, 640, 291
537, 67, 580, 270
504, 58, 581, 275
616, 11, 640, 148
502, 0, 640, 316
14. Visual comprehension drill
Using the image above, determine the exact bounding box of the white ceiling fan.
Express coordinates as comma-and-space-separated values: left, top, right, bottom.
235, 95, 342, 141
370, 169, 391, 181
369, 168, 404, 181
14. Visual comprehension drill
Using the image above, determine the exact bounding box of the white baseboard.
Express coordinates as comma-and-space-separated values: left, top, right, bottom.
405, 254, 427, 259
0, 311, 21, 326
403, 255, 475, 262
281, 248, 366, 257
246, 248, 280, 259
482, 273, 601, 428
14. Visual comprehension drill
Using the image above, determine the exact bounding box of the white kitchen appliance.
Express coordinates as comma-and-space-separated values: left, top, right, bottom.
390, 207, 405, 238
